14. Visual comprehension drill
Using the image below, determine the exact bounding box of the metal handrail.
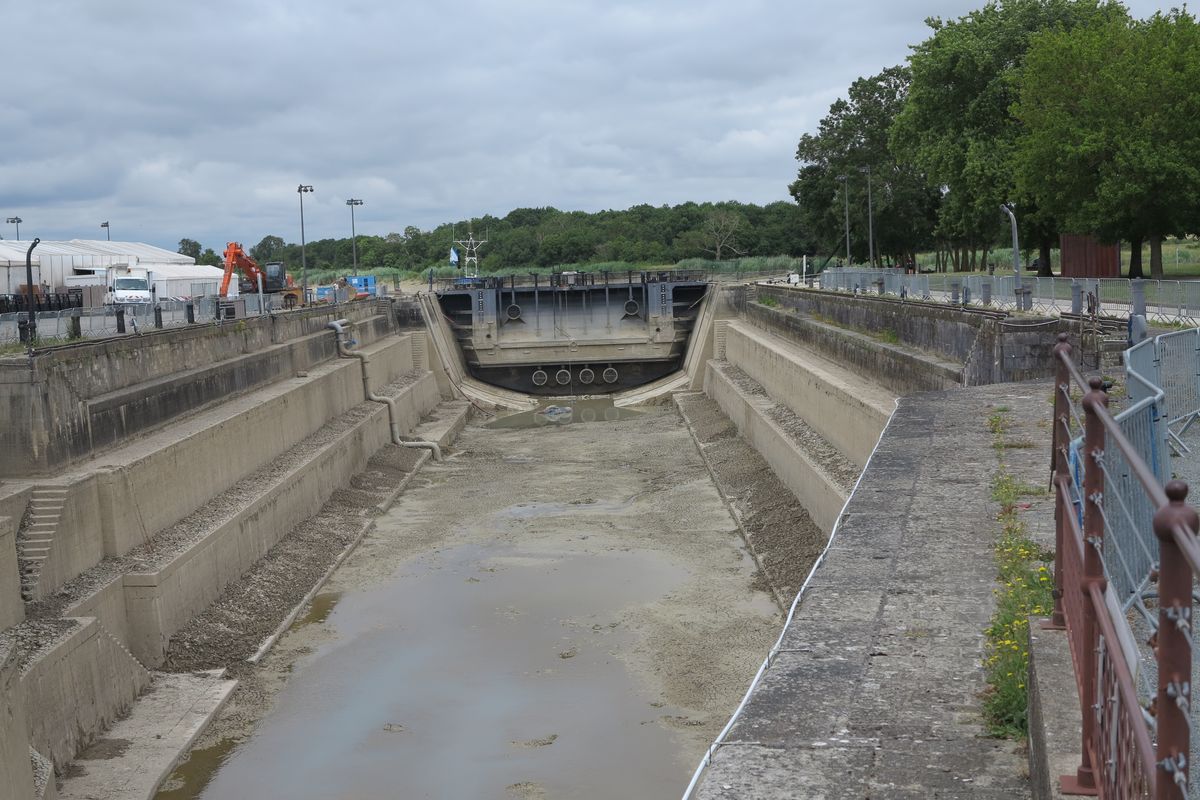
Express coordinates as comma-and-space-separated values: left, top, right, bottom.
1051, 333, 1197, 798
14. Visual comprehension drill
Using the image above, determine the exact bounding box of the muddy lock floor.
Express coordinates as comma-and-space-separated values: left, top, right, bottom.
154, 404, 806, 800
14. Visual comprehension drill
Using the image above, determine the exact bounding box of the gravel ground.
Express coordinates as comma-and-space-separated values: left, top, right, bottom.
0, 617, 80, 673
161, 444, 423, 673
722, 364, 859, 492
674, 391, 832, 605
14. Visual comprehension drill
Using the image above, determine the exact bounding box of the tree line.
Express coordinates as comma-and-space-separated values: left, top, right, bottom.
791, 0, 1200, 277
178, 200, 811, 278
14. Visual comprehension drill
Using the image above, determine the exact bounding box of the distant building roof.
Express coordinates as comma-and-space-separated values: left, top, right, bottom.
0, 239, 195, 267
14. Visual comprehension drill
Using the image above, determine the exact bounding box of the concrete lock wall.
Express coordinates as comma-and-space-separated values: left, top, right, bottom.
753, 285, 1072, 388
0, 301, 393, 477
745, 300, 962, 394
0, 517, 23, 630
723, 322, 890, 468
704, 362, 848, 535
122, 372, 440, 666
0, 645, 35, 800
26, 334, 417, 600
20, 617, 150, 772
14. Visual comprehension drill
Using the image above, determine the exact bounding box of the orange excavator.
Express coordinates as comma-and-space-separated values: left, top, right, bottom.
220, 242, 304, 308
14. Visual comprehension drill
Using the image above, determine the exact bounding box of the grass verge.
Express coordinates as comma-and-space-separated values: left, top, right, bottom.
982, 409, 1055, 739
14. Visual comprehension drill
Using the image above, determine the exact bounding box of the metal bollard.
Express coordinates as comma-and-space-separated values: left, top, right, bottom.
116, 308, 126, 334
186, 302, 195, 324
1130, 279, 1146, 318
154, 305, 163, 329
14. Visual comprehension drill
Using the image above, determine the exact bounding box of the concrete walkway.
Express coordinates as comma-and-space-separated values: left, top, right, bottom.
695, 380, 1052, 799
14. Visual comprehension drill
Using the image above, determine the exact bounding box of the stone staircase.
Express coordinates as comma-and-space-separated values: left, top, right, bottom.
713, 320, 729, 360
19, 487, 67, 601
411, 331, 428, 371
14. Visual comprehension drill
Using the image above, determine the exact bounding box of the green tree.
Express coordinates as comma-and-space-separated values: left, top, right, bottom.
197, 248, 221, 267
250, 235, 285, 263
1014, 9, 1200, 277
792, 66, 939, 266
177, 238, 201, 260
892, 0, 1126, 272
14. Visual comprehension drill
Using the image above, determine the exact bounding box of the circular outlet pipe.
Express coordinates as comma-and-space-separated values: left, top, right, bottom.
578, 367, 595, 385
532, 369, 548, 387
602, 367, 619, 384
555, 368, 572, 386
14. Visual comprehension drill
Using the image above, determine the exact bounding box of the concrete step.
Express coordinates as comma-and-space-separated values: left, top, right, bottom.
31, 488, 68, 495
20, 547, 51, 559
29, 512, 62, 521
24, 524, 57, 535
56, 670, 237, 800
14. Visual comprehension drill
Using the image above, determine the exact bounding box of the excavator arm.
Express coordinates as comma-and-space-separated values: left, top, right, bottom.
220, 242, 266, 297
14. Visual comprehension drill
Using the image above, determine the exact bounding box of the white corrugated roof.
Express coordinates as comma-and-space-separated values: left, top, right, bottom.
0, 240, 195, 266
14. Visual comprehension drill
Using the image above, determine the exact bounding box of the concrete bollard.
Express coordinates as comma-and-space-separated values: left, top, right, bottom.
154, 305, 163, 329
875, 279, 885, 296
68, 315, 82, 339
1071, 280, 1082, 315
116, 308, 126, 334
950, 281, 961, 304
981, 280, 992, 306
962, 285, 972, 305
186, 302, 195, 324
1130, 279, 1146, 318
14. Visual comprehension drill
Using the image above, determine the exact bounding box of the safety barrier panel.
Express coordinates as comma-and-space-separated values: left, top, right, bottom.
1050, 333, 1197, 798
818, 268, 1200, 325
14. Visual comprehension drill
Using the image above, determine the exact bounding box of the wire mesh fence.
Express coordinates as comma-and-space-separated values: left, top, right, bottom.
817, 268, 1200, 325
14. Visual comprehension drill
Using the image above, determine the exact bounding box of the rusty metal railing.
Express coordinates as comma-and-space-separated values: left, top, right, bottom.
1050, 332, 1198, 798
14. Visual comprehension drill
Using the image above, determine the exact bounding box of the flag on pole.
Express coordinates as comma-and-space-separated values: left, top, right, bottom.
449, 247, 459, 267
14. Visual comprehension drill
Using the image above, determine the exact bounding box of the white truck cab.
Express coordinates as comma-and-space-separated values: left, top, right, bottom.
107, 266, 153, 304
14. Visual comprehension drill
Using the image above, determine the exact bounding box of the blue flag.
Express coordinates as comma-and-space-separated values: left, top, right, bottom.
449, 247, 459, 266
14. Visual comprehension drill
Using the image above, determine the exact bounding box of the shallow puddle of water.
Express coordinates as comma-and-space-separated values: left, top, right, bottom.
292, 591, 342, 627
486, 398, 643, 430
153, 738, 237, 800
187, 543, 696, 799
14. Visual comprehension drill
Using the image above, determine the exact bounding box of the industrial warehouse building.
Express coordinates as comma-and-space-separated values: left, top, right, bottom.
0, 240, 224, 299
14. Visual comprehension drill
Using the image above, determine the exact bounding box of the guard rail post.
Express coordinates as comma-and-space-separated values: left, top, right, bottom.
1047, 333, 1071, 630
1063, 376, 1108, 794
1152, 482, 1197, 799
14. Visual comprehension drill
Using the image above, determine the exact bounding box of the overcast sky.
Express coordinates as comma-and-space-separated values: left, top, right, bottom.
0, 0, 1176, 253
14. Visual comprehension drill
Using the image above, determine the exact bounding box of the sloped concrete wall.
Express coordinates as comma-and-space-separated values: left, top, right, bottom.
704, 363, 848, 535
0, 301, 392, 477
21, 618, 150, 772
0, 644, 35, 800
27, 335, 416, 600
723, 322, 891, 468
0, 517, 22, 630
122, 373, 440, 666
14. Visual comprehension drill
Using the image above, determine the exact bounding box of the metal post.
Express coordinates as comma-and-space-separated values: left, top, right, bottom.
1000, 204, 1023, 299
1051, 333, 1070, 633
1152, 481, 1198, 800
1062, 376, 1107, 794
154, 305, 163, 329
257, 273, 265, 316
347, 198, 363, 272
5, 216, 20, 240
1130, 278, 1146, 318
298, 184, 313, 303
865, 166, 875, 267
24, 238, 40, 347
838, 175, 850, 265
100, 221, 110, 240
1071, 279, 1083, 315
186, 302, 195, 324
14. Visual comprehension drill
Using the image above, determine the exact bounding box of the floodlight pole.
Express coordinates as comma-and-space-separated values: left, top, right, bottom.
347, 199, 363, 271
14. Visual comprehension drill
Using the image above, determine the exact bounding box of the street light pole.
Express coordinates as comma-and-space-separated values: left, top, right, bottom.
298, 185, 314, 303
5, 217, 20, 240
100, 221, 110, 241
863, 165, 875, 267
346, 199, 363, 272
837, 175, 850, 266
1000, 203, 1023, 300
